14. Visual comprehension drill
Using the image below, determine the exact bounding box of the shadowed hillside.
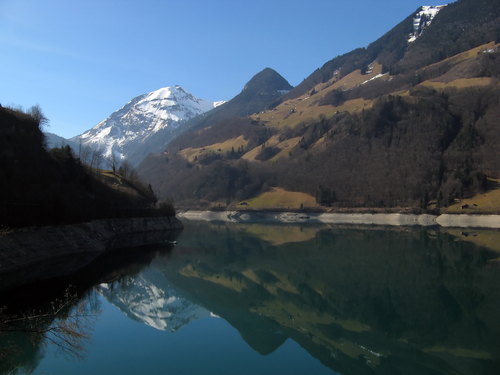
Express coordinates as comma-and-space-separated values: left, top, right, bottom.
0, 106, 170, 228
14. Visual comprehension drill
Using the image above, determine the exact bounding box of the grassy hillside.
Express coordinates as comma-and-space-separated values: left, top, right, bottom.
137, 41, 500, 212
237, 188, 317, 210
443, 179, 500, 214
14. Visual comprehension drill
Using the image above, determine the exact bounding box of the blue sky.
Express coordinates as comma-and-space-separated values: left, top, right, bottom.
1, 0, 435, 138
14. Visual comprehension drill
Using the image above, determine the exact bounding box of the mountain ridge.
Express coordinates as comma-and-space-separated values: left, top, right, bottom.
122, 68, 292, 166
174, 67, 293, 134
71, 85, 220, 165
71, 68, 291, 166
136, 0, 500, 212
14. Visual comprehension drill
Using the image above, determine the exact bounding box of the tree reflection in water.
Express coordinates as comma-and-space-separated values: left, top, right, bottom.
0, 287, 101, 374
0, 241, 174, 375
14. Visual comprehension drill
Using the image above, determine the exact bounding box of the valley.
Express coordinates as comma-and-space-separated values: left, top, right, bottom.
3, 2, 500, 373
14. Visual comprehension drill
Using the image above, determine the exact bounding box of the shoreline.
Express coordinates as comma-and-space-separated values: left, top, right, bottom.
0, 216, 183, 293
178, 211, 500, 229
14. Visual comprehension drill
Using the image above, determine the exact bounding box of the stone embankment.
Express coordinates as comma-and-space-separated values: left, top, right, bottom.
0, 216, 183, 292
178, 211, 500, 228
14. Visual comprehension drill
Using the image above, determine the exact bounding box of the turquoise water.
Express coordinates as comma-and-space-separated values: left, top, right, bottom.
2, 221, 500, 374
38, 298, 333, 375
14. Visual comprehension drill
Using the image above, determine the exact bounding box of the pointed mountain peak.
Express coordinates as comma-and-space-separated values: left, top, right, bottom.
243, 67, 292, 93
73, 86, 218, 164
140, 85, 203, 105
171, 68, 293, 134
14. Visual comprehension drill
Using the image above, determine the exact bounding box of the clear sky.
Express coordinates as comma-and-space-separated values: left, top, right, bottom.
1, 0, 435, 139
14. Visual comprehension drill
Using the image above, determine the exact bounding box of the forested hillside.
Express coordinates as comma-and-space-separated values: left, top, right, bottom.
0, 107, 168, 227
137, 0, 500, 212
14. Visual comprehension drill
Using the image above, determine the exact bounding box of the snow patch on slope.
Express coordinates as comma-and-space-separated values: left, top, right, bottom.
360, 73, 388, 86
408, 5, 447, 43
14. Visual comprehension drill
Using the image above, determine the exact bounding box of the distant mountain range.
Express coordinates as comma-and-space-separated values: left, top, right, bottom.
45, 132, 79, 151
48, 68, 292, 166
46, 4, 448, 166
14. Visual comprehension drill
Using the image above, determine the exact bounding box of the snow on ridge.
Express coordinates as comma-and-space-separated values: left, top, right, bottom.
74, 85, 221, 161
135, 85, 215, 116
408, 5, 447, 43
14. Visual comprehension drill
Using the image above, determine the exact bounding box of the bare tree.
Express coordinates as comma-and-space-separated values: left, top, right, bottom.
90, 147, 104, 171
27, 104, 49, 131
5, 103, 24, 112
0, 288, 101, 362
106, 152, 119, 173
80, 145, 92, 166
78, 138, 83, 160
129, 166, 137, 180
118, 158, 133, 179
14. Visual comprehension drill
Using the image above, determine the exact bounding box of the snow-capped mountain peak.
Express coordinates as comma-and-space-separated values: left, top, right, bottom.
408, 5, 446, 43
73, 85, 220, 163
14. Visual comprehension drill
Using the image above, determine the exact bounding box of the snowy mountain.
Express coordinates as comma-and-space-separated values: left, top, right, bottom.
44, 131, 79, 150
97, 266, 215, 332
408, 5, 446, 43
72, 85, 221, 164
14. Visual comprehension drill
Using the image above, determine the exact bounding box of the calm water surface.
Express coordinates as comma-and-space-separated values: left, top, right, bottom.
2, 221, 500, 374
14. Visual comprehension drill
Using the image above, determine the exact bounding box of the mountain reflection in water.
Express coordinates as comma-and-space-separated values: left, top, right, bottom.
2, 221, 500, 374
97, 267, 213, 332
159, 221, 500, 374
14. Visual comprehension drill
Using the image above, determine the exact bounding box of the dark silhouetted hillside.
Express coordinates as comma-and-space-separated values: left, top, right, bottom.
0, 107, 166, 227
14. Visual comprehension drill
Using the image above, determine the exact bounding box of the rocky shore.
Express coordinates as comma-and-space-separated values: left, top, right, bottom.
178, 211, 500, 228
0, 216, 183, 293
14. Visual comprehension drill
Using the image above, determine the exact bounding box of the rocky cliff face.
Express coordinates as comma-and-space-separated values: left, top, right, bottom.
0, 216, 183, 293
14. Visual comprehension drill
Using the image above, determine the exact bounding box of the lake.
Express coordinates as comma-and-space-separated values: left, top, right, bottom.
1, 220, 500, 374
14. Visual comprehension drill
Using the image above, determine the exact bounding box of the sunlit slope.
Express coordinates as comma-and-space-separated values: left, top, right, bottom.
249, 61, 385, 130
178, 135, 248, 163
137, 39, 500, 210
237, 188, 317, 210
444, 179, 500, 215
